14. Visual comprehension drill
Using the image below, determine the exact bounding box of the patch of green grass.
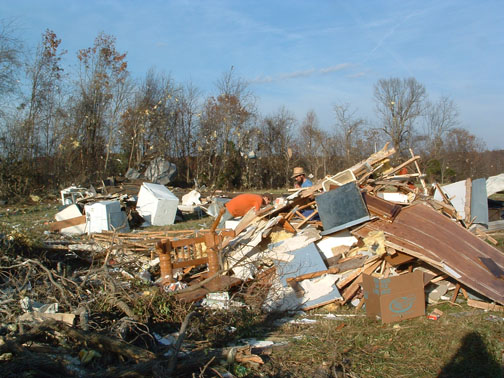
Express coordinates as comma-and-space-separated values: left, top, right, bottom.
0, 202, 60, 237
261, 303, 504, 377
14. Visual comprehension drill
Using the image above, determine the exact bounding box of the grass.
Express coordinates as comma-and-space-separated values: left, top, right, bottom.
259, 303, 504, 377
0, 201, 60, 238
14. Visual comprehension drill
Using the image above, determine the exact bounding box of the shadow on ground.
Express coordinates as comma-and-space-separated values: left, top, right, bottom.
438, 331, 503, 378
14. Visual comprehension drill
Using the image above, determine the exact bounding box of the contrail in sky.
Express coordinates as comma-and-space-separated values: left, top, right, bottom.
249, 63, 351, 84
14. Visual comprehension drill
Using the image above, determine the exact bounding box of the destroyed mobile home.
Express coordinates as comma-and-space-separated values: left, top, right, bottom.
50, 144, 504, 319
1, 144, 503, 375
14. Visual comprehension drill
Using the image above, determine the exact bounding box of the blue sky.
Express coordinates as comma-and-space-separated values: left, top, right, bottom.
3, 0, 504, 149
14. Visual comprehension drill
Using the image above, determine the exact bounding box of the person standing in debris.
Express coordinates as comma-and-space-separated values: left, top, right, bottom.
292, 167, 313, 188
218, 193, 273, 228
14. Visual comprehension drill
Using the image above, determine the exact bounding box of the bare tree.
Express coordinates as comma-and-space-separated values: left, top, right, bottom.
424, 96, 458, 158
374, 77, 427, 156
298, 110, 325, 179
22, 29, 66, 159
197, 68, 256, 188
120, 69, 174, 169
0, 19, 22, 110
260, 107, 296, 188
174, 82, 201, 183
443, 128, 485, 181
73, 32, 128, 177
333, 103, 365, 166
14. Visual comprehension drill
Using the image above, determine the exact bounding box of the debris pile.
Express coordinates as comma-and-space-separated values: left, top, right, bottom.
1, 144, 503, 376
50, 143, 502, 321
49, 143, 503, 320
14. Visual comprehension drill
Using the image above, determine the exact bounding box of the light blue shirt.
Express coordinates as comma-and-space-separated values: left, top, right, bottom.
301, 178, 313, 188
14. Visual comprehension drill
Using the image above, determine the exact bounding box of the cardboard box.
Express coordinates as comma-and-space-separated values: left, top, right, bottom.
362, 271, 425, 323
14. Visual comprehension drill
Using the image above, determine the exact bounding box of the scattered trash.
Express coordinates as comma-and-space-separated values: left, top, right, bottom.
427, 308, 444, 320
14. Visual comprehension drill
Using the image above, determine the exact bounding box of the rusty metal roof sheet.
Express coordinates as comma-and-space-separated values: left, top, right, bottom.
353, 202, 504, 305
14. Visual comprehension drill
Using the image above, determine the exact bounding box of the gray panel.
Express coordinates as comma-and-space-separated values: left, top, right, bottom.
471, 178, 489, 225
316, 182, 369, 232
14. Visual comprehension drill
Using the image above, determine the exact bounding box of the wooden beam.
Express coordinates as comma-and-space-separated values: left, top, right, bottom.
50, 215, 86, 232
451, 283, 461, 303
467, 298, 504, 312
464, 178, 472, 225
382, 155, 420, 178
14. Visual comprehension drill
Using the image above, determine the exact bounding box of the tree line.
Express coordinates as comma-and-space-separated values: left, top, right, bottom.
0, 24, 502, 198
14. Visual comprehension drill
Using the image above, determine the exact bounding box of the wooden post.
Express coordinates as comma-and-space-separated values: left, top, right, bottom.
156, 239, 174, 284
464, 178, 472, 225
451, 283, 461, 303
204, 231, 220, 275
206, 247, 219, 275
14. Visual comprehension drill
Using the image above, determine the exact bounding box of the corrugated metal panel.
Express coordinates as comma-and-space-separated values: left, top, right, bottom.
353, 203, 504, 305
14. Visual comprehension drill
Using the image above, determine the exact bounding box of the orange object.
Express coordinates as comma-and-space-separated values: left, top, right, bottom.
225, 194, 263, 217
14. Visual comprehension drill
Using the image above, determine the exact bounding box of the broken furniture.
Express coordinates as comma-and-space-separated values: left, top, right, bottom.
58, 145, 504, 322
155, 209, 239, 302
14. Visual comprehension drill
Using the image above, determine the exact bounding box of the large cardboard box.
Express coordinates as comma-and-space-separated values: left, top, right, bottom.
136, 183, 179, 226
362, 271, 425, 323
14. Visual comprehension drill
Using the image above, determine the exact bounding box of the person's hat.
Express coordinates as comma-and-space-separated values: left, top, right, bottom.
291, 167, 305, 178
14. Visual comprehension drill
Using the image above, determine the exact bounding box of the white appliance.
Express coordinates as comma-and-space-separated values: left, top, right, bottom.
136, 183, 179, 226
84, 200, 130, 234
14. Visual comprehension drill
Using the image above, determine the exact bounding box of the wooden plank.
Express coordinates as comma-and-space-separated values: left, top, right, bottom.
382, 155, 420, 178
464, 178, 472, 224
50, 215, 86, 231
349, 143, 396, 177
341, 277, 362, 304
467, 298, 504, 312
279, 218, 296, 234
174, 276, 242, 303
451, 283, 461, 303
336, 258, 381, 289
295, 209, 318, 230
302, 298, 340, 311
362, 192, 402, 222
476, 228, 498, 245
384, 251, 415, 266
233, 208, 258, 236
286, 266, 340, 283
431, 274, 449, 283
172, 257, 209, 270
